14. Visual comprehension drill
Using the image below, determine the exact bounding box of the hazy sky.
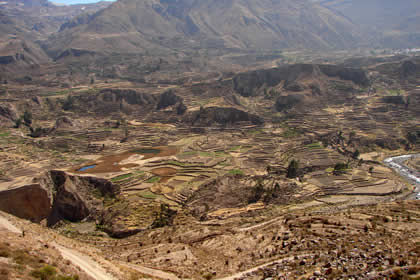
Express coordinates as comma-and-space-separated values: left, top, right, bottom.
52, 0, 114, 5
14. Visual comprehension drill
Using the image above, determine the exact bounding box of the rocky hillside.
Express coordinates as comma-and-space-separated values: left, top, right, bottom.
43, 0, 363, 57
312, 0, 420, 48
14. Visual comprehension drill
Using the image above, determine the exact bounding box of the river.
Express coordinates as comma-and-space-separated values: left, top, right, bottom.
384, 154, 420, 200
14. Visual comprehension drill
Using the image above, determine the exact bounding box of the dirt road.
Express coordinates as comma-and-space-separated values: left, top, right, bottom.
120, 262, 181, 280
54, 244, 116, 280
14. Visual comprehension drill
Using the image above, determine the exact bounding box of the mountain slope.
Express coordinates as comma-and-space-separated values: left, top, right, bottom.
312, 0, 420, 48
44, 0, 363, 56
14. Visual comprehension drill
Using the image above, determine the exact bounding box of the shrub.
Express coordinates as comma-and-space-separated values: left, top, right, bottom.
333, 162, 348, 175
248, 181, 264, 203
352, 150, 360, 159
151, 204, 177, 228
287, 159, 299, 178
23, 110, 32, 126
30, 265, 56, 280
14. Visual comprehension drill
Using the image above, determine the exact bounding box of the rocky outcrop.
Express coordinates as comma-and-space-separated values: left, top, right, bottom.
156, 89, 181, 110
53, 116, 74, 130
275, 94, 304, 112
0, 170, 120, 226
0, 103, 19, 126
54, 48, 96, 61
0, 184, 51, 222
232, 64, 369, 97
318, 65, 370, 86
184, 107, 263, 126
63, 88, 157, 115
45, 170, 120, 226
98, 88, 157, 106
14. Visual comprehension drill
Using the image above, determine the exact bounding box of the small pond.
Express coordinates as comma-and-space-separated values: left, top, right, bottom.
78, 165, 97, 172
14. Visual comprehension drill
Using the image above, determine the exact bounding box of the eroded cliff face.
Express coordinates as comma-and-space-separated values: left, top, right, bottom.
0, 184, 51, 222
45, 170, 120, 226
0, 170, 120, 226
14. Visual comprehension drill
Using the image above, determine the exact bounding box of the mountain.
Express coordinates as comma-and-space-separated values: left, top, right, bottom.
312, 0, 420, 48
44, 0, 363, 57
0, 11, 50, 67
0, 0, 112, 39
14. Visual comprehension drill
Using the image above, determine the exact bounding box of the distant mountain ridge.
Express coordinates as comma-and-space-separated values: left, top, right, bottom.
44, 0, 364, 57
311, 0, 420, 48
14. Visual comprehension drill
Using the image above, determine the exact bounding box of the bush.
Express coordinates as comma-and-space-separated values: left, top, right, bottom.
14, 117, 22, 128
407, 131, 418, 144
30, 265, 79, 280
352, 150, 360, 159
333, 162, 348, 175
287, 159, 299, 178
62, 96, 75, 111
151, 204, 177, 228
248, 181, 264, 203
30, 265, 56, 280
23, 110, 32, 126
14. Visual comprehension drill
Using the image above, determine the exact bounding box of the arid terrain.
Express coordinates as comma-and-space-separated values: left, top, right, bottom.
0, 0, 420, 279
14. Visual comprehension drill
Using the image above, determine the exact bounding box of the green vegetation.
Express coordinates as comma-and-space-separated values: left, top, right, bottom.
111, 173, 133, 182
182, 151, 197, 156
30, 265, 79, 280
282, 128, 300, 138
151, 204, 177, 228
333, 162, 349, 175
326, 167, 334, 173
146, 176, 161, 183
23, 110, 32, 126
305, 142, 322, 149
139, 190, 158, 199
0, 131, 10, 137
229, 169, 244, 175
228, 145, 241, 151
40, 90, 69, 97
387, 89, 405, 96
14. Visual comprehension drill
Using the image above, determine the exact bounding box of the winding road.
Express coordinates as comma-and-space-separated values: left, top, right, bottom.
384, 153, 420, 199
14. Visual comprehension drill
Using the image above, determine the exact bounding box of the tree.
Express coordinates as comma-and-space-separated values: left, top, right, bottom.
151, 204, 176, 228
248, 180, 264, 204
23, 110, 32, 126
62, 96, 74, 111
287, 159, 299, 179
14, 117, 22, 128
333, 162, 348, 175
352, 150, 360, 159
407, 132, 417, 144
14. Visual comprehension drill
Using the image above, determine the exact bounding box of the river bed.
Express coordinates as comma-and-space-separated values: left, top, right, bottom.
384, 154, 420, 199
